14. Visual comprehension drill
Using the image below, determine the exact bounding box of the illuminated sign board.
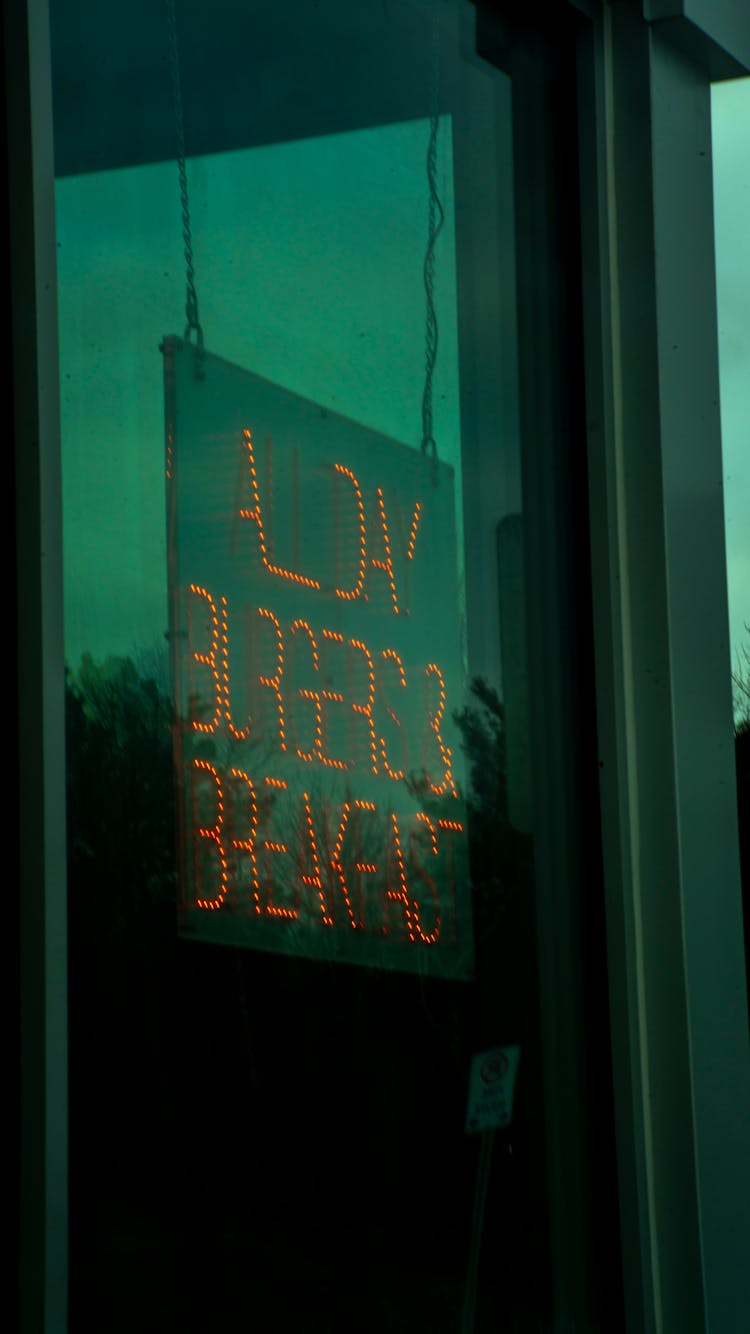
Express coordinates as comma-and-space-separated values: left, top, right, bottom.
165, 338, 473, 978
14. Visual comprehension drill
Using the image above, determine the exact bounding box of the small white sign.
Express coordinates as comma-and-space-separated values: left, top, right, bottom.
464, 1044, 520, 1134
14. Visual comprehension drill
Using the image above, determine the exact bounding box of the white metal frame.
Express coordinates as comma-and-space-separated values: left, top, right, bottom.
580, 2, 750, 1329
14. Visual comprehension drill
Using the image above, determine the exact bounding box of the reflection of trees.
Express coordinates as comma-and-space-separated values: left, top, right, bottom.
732, 625, 750, 728
65, 654, 548, 1329
64, 656, 532, 1042
64, 657, 533, 1047
734, 628, 749, 984
66, 651, 175, 950
65, 650, 178, 1273
452, 677, 533, 946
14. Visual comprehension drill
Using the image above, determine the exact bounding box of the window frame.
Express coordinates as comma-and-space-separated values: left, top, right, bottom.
9, 0, 68, 1330
576, 3, 750, 1329
12, 1, 750, 1330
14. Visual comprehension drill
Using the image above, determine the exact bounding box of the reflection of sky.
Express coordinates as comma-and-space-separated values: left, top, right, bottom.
712, 78, 750, 674
56, 118, 460, 670
167, 340, 466, 775
58, 86, 748, 693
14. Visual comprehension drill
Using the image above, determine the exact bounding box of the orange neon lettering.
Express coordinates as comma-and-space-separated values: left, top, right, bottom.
301, 793, 332, 926
227, 767, 260, 914
320, 629, 348, 771
260, 776, 296, 919
369, 486, 400, 614
408, 813, 442, 944
404, 500, 422, 563
166, 422, 174, 482
392, 497, 422, 613
352, 799, 378, 925
327, 802, 360, 929
423, 662, 459, 798
239, 427, 321, 590
256, 607, 286, 751
191, 759, 228, 910
352, 800, 378, 875
290, 619, 321, 764
333, 463, 367, 601
348, 637, 378, 775
378, 648, 408, 781
187, 584, 222, 733
220, 595, 251, 740
386, 812, 417, 941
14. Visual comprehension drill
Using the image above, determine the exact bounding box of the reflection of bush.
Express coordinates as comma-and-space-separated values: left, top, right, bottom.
732, 627, 749, 986
64, 655, 548, 1325
63, 658, 534, 968
737, 720, 749, 984
65, 651, 179, 1231
452, 677, 533, 944
733, 628, 750, 730
66, 651, 176, 952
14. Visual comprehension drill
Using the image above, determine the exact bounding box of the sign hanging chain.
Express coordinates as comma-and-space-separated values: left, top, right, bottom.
165, 0, 204, 355
421, 2, 445, 478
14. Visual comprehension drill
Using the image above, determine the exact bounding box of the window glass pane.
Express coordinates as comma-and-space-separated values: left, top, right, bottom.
711, 75, 750, 976
54, 2, 594, 1328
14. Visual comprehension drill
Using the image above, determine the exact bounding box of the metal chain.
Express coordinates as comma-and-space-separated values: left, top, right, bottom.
421, 2, 444, 478
165, 0, 203, 350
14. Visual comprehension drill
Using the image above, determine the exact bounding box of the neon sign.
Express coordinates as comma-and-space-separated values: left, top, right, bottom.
165, 338, 473, 977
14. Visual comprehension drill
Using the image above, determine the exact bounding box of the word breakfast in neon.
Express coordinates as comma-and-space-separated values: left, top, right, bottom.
181, 425, 463, 950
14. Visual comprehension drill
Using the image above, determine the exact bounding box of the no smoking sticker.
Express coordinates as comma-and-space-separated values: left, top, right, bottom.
465, 1044, 520, 1134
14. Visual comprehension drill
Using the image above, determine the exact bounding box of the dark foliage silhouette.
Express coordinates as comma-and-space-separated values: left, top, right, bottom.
65, 655, 550, 1331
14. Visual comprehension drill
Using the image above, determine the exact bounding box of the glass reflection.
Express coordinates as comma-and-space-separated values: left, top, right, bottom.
57, 1, 554, 1328
712, 76, 750, 981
